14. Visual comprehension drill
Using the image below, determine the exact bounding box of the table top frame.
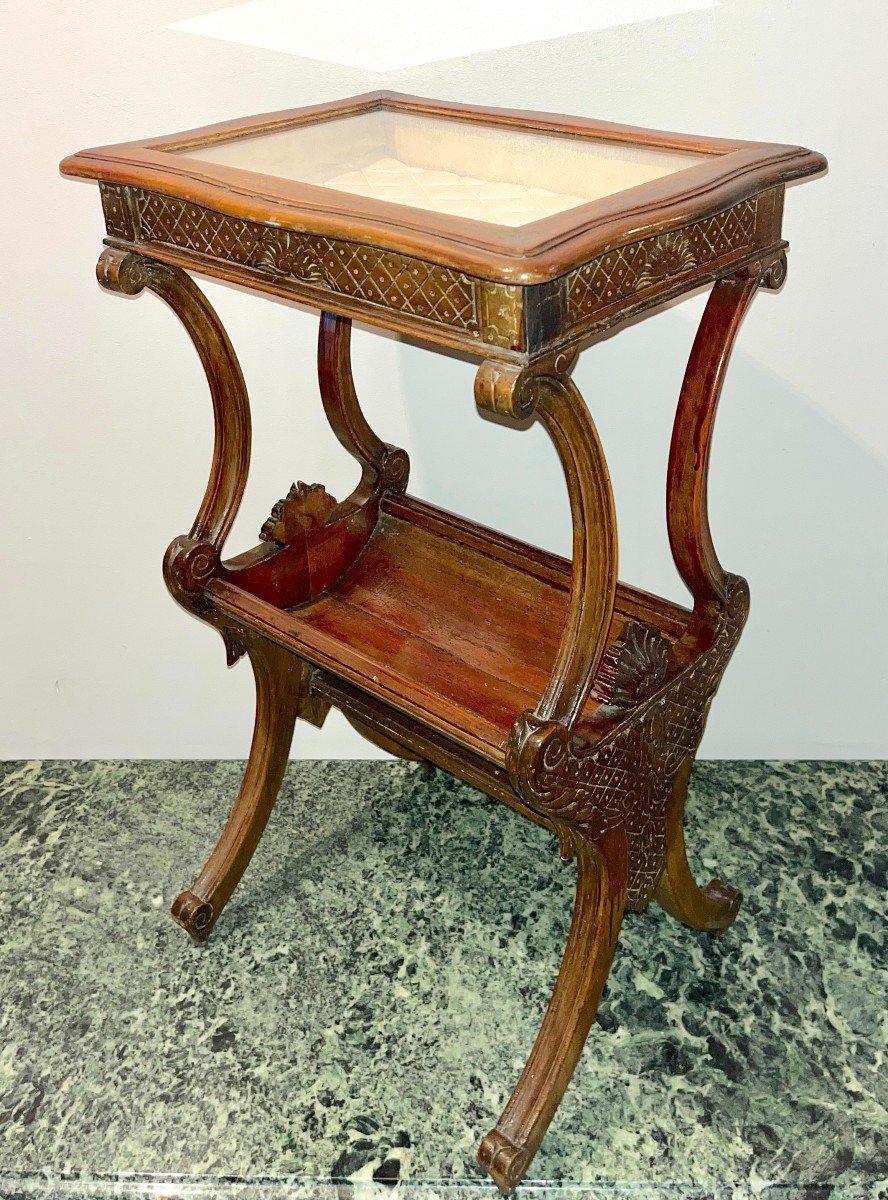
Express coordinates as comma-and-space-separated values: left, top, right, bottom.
62, 91, 824, 285
63, 94, 826, 363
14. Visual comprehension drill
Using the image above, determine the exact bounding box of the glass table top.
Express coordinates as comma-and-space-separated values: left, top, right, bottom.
182, 109, 709, 228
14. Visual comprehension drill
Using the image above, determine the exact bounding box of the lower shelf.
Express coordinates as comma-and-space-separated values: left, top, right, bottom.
208, 494, 691, 766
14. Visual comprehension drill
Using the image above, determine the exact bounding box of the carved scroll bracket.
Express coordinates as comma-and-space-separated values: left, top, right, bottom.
730, 248, 788, 292
163, 535, 218, 601
97, 246, 148, 294
758, 250, 788, 291
474, 348, 579, 421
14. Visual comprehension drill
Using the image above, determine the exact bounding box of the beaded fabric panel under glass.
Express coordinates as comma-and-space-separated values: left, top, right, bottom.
323, 157, 587, 226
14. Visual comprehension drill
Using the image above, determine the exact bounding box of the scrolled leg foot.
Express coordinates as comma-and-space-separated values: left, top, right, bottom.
171, 891, 215, 944
698, 878, 743, 938
170, 640, 308, 944
477, 1129, 531, 1196
654, 757, 743, 936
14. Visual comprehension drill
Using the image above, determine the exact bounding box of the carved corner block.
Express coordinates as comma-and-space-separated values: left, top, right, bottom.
99, 182, 135, 241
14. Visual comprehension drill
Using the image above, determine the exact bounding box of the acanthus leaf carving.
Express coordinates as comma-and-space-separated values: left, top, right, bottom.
509, 574, 750, 907
221, 627, 248, 667
635, 233, 697, 290
564, 197, 759, 330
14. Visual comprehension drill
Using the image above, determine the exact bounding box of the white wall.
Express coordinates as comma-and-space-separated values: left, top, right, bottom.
1, 0, 885, 759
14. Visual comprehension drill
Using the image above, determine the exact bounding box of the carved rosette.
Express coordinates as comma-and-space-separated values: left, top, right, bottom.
508, 574, 750, 906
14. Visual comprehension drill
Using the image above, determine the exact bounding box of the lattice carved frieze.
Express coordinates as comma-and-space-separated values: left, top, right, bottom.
101, 187, 523, 350
564, 199, 759, 326
509, 574, 750, 906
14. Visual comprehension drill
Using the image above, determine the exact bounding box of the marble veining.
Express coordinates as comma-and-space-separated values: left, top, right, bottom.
0, 760, 885, 1200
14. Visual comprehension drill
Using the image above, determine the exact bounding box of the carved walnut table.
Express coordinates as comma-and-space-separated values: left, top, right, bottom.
62, 93, 825, 1192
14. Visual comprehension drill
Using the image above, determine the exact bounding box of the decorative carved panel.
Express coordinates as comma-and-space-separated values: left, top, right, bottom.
510, 574, 750, 907
563, 198, 759, 327
102, 187, 523, 350
99, 186, 770, 358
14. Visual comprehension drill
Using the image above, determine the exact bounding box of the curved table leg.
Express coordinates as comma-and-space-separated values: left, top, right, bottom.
654, 756, 741, 936
654, 269, 763, 933
97, 247, 296, 944
97, 246, 251, 645
476, 359, 618, 730
318, 311, 410, 507
97, 247, 250, 557
171, 640, 307, 944
667, 270, 760, 630
477, 828, 627, 1194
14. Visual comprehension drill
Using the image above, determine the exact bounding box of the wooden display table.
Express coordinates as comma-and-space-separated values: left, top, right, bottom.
62, 93, 825, 1193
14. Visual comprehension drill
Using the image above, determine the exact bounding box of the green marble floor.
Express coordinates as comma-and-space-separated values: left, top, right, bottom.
0, 760, 884, 1200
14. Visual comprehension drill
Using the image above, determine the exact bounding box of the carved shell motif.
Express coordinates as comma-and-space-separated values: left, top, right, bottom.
259, 482, 337, 545
253, 229, 327, 284
635, 234, 697, 290
595, 621, 672, 712
510, 575, 749, 905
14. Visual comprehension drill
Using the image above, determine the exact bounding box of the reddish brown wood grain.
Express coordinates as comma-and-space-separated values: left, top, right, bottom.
72, 96, 824, 1192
